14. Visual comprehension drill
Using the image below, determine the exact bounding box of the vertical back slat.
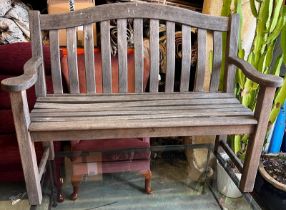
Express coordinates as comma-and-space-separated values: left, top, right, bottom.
180, 25, 192, 92
49, 30, 63, 94
149, 19, 160, 93
29, 11, 46, 97
134, 19, 144, 93
165, 21, 175, 92
210, 31, 222, 92
194, 28, 207, 92
117, 19, 128, 93
224, 14, 239, 93
84, 24, 96, 94
67, 27, 80, 93
100, 20, 112, 93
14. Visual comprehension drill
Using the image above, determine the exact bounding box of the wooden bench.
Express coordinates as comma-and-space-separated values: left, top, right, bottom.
1, 2, 283, 205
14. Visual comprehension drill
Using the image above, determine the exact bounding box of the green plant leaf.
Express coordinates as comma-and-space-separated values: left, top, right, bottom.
250, 0, 258, 17
269, 0, 284, 32
281, 23, 286, 64
269, 79, 286, 124
272, 54, 283, 76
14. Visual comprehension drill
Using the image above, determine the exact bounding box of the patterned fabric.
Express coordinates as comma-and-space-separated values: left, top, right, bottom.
0, 0, 30, 44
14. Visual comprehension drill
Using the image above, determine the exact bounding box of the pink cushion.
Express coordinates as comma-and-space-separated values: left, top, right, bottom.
71, 138, 150, 162
0, 42, 52, 76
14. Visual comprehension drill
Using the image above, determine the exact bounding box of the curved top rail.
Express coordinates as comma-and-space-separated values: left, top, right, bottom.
39, 2, 229, 31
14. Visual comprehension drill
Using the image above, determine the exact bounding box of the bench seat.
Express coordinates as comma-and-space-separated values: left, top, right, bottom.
29, 92, 257, 141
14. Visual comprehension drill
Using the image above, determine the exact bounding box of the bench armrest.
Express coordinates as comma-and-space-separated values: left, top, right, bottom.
1, 57, 42, 92
228, 56, 283, 88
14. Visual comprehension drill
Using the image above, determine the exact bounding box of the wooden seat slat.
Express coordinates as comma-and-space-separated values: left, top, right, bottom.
30, 116, 256, 132
37, 92, 235, 102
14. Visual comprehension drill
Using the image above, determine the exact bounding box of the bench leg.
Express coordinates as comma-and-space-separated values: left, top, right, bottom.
240, 86, 276, 192
10, 91, 42, 205
143, 170, 152, 194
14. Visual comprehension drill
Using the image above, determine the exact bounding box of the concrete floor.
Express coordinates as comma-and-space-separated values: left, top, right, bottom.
0, 159, 253, 210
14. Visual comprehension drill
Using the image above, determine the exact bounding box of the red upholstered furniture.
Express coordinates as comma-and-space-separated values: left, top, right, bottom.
0, 42, 64, 201
60, 48, 152, 200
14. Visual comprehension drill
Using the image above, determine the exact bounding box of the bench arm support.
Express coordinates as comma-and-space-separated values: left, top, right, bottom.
1, 57, 42, 92
228, 56, 283, 88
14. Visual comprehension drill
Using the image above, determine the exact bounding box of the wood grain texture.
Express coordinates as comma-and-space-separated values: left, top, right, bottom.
84, 24, 96, 93
229, 56, 283, 87
149, 19, 160, 92
117, 19, 128, 93
67, 27, 80, 93
165, 21, 175, 92
134, 19, 144, 93
194, 29, 207, 92
29, 10, 46, 97
10, 91, 42, 205
240, 86, 276, 192
224, 14, 239, 93
40, 3, 229, 31
49, 30, 63, 94
38, 147, 49, 179
180, 25, 192, 92
210, 31, 222, 92
100, 21, 112, 93
31, 125, 255, 142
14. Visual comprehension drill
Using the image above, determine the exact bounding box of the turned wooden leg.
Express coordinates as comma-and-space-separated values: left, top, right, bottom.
143, 170, 152, 194
71, 176, 82, 201
57, 178, 65, 203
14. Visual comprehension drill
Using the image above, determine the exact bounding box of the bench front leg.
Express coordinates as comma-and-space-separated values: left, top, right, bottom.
10, 91, 42, 205
240, 86, 276, 192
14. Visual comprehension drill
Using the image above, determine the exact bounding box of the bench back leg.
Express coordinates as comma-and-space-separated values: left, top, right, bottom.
10, 91, 42, 205
239, 86, 276, 192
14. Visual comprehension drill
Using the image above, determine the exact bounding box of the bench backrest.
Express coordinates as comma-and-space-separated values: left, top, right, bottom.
30, 2, 239, 97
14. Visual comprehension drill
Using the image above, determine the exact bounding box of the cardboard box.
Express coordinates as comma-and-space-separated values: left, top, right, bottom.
47, 0, 97, 47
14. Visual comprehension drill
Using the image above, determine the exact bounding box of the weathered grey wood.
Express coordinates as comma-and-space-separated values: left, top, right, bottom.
49, 30, 63, 94
224, 14, 239, 93
180, 25, 192, 92
194, 29, 206, 92
219, 140, 243, 172
32, 104, 245, 114
67, 27, 80, 93
31, 107, 252, 118
39, 92, 235, 102
117, 19, 128, 93
31, 125, 255, 142
10, 91, 42, 205
40, 3, 229, 31
165, 21, 175, 92
134, 19, 144, 93
38, 147, 49, 179
210, 31, 222, 92
42, 141, 55, 160
84, 24, 96, 93
149, 19, 160, 92
34, 98, 241, 109
229, 56, 283, 87
29, 11, 46, 97
30, 116, 256, 132
240, 86, 276, 192
100, 21, 112, 93
1, 57, 42, 92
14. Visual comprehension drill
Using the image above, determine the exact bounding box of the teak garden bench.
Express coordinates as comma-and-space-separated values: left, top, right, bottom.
1, 2, 283, 205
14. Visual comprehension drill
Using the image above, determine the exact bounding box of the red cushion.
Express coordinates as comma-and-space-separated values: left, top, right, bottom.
60, 48, 150, 93
0, 42, 52, 76
71, 138, 150, 162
